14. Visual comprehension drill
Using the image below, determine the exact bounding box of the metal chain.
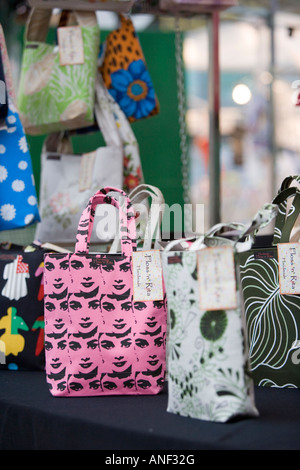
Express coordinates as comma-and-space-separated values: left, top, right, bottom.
175, 16, 190, 205
175, 16, 193, 235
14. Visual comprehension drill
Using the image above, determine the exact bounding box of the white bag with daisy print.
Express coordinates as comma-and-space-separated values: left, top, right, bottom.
0, 25, 40, 231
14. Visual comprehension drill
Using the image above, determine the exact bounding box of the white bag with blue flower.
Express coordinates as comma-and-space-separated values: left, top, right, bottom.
0, 26, 40, 232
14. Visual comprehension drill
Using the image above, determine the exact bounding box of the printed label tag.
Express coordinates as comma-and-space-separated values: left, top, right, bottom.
79, 151, 96, 192
58, 26, 84, 66
278, 243, 300, 294
132, 250, 163, 302
197, 246, 237, 311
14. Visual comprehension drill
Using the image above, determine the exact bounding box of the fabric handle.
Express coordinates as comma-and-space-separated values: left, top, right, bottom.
26, 8, 97, 43
164, 203, 278, 253
108, 184, 165, 252
75, 189, 137, 256
272, 187, 300, 245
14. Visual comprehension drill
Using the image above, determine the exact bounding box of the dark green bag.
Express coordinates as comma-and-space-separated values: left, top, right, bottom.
239, 178, 300, 388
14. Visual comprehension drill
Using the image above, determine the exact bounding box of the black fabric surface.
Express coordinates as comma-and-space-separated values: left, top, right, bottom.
0, 371, 300, 450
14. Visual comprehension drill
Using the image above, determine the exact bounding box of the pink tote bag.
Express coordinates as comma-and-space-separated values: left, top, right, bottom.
43, 187, 167, 396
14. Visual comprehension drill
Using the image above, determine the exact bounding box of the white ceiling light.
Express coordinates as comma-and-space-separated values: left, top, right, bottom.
232, 83, 252, 105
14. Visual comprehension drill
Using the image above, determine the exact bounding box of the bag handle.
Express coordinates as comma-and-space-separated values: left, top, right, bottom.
28, 0, 134, 13
273, 175, 300, 244
164, 203, 278, 253
25, 8, 97, 43
272, 187, 300, 245
95, 73, 144, 190
0, 25, 16, 105
101, 185, 165, 252
128, 184, 165, 250
75, 188, 137, 256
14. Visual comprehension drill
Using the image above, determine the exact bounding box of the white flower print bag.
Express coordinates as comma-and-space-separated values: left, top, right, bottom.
35, 77, 124, 244
162, 204, 278, 423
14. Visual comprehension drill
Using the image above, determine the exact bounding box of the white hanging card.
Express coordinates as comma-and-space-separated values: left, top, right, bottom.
278, 243, 300, 295
58, 26, 84, 66
132, 250, 163, 302
197, 246, 237, 311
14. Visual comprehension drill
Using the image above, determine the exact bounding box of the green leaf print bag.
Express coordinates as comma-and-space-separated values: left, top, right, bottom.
17, 8, 100, 135
162, 204, 277, 422
239, 179, 300, 389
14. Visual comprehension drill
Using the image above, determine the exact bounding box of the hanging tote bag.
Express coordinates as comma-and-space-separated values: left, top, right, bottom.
34, 77, 124, 244
44, 188, 167, 397
161, 203, 278, 422
17, 8, 100, 135
0, 242, 47, 371
239, 181, 300, 388
99, 14, 160, 123
0, 26, 40, 232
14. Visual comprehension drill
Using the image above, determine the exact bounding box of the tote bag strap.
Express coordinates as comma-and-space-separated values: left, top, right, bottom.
272, 187, 300, 245
107, 184, 165, 252
164, 203, 278, 253
75, 189, 137, 256
97, 72, 144, 183
0, 25, 16, 104
25, 8, 97, 42
273, 182, 300, 245
94, 76, 124, 149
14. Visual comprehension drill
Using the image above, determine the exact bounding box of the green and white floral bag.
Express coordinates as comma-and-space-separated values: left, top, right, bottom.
18, 8, 100, 135
162, 204, 278, 423
239, 177, 300, 388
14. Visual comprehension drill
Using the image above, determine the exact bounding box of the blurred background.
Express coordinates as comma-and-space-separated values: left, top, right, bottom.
1, 0, 300, 236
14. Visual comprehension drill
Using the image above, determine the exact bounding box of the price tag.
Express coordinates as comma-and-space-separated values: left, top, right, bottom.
278, 243, 300, 294
132, 250, 163, 302
58, 26, 84, 66
197, 246, 237, 311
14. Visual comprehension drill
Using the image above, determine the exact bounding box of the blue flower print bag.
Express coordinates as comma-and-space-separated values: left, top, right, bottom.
99, 14, 159, 123
0, 27, 40, 231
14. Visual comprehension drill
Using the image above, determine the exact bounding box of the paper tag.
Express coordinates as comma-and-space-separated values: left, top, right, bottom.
278, 243, 300, 294
132, 250, 163, 302
197, 246, 237, 311
79, 151, 96, 192
58, 26, 84, 66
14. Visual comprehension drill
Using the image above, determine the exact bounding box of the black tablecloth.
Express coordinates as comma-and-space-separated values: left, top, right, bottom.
0, 371, 299, 450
